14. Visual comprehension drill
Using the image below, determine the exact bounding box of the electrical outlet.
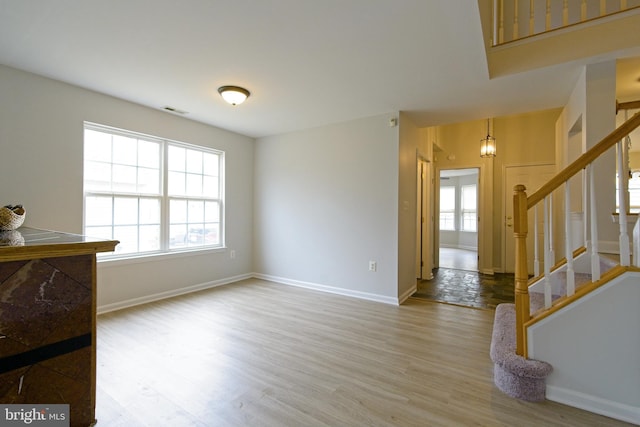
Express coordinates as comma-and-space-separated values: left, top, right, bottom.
230, 250, 236, 259
369, 261, 377, 272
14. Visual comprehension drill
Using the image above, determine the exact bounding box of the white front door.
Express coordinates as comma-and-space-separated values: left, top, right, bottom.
504, 164, 556, 274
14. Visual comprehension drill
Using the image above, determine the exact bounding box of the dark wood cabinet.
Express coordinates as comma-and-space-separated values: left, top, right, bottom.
0, 228, 117, 427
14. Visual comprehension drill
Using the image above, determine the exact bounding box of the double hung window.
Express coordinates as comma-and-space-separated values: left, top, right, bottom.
83, 123, 223, 258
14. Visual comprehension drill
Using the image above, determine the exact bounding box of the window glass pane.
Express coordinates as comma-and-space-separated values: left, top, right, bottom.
170, 224, 188, 248
168, 171, 186, 196
84, 161, 112, 191
186, 173, 203, 196
462, 212, 477, 232
84, 129, 112, 162
113, 225, 138, 254
138, 167, 160, 194
440, 187, 455, 211
440, 213, 455, 230
440, 186, 456, 230
203, 224, 220, 245
461, 185, 477, 209
170, 199, 187, 224
138, 140, 160, 169
114, 198, 138, 225
112, 165, 137, 193
85, 226, 113, 240
204, 201, 219, 223
203, 176, 219, 198
168, 145, 185, 172
188, 200, 205, 223
85, 196, 112, 226
186, 149, 203, 174
112, 135, 138, 166
139, 198, 160, 225
139, 225, 160, 252
203, 153, 219, 176
187, 226, 205, 247
461, 184, 477, 231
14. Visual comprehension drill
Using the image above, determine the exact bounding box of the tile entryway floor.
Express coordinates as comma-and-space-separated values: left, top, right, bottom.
413, 268, 515, 310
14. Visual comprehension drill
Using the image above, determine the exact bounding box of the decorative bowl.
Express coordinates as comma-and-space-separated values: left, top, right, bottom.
0, 205, 26, 231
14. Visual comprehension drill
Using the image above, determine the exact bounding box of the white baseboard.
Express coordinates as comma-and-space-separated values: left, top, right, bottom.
440, 244, 478, 251
546, 385, 640, 425
598, 240, 624, 255
253, 273, 401, 305
97, 273, 253, 315
98, 272, 408, 314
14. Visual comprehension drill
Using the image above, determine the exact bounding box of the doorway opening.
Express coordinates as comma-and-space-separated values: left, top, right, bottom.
413, 166, 514, 309
438, 168, 479, 272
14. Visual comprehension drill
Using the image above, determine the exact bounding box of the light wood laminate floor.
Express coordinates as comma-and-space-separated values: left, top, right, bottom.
96, 279, 631, 426
439, 247, 477, 271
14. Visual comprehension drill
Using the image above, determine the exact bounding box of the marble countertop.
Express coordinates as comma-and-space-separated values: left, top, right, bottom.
0, 227, 118, 261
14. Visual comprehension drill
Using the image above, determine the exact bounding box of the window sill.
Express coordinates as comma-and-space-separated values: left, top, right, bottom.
97, 247, 227, 268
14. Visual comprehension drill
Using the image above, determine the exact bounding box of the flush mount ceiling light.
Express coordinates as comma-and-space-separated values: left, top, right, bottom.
218, 85, 250, 106
480, 118, 497, 158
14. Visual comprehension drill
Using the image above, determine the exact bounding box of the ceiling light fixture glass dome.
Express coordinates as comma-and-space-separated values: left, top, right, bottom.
218, 86, 250, 106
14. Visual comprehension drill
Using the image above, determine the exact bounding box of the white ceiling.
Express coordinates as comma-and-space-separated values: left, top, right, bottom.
1, 0, 639, 138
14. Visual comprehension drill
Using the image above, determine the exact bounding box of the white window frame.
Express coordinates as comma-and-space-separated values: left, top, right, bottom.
83, 122, 224, 259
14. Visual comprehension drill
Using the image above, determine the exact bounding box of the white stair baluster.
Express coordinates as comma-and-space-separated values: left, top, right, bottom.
549, 193, 555, 262
543, 196, 552, 308
565, 182, 575, 296
618, 139, 631, 266
589, 165, 601, 281
533, 204, 540, 277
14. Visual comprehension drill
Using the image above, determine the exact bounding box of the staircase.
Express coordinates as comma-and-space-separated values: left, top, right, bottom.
490, 109, 640, 424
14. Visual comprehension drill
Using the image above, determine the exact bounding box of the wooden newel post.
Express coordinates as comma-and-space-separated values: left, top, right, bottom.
513, 184, 530, 357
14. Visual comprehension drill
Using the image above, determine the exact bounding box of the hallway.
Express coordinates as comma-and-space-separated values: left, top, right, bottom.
412, 248, 514, 309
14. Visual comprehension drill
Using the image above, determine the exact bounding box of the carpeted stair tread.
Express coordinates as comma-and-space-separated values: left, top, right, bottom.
529, 268, 604, 312
490, 303, 552, 402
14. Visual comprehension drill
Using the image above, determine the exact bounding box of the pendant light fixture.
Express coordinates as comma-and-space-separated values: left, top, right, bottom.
480, 118, 496, 158
218, 86, 250, 106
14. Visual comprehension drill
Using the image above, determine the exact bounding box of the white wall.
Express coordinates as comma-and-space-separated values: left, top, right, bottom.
0, 65, 255, 311
528, 273, 640, 424
558, 61, 618, 253
253, 113, 401, 302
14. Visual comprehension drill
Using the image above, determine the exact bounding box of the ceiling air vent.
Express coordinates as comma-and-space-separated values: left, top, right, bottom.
162, 106, 188, 115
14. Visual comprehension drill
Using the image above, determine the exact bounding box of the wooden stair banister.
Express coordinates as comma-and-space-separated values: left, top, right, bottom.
513, 110, 640, 358
617, 100, 640, 113
513, 184, 530, 356
527, 111, 640, 209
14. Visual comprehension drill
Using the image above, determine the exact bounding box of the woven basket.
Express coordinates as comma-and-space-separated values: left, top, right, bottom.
0, 206, 26, 231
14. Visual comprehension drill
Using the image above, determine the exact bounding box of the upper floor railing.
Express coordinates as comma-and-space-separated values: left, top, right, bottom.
493, 0, 640, 45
